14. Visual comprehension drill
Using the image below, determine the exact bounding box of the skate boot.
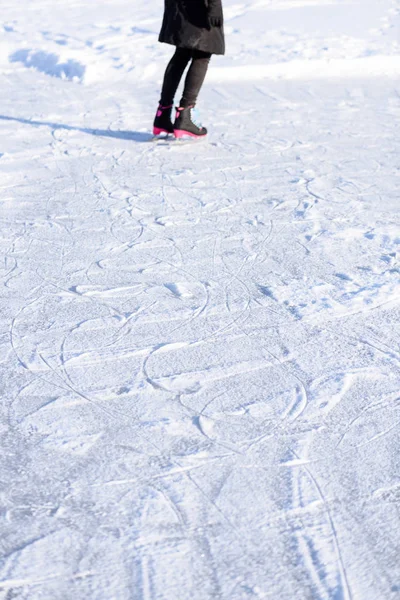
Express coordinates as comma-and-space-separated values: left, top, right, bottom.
153, 104, 174, 136
173, 106, 207, 139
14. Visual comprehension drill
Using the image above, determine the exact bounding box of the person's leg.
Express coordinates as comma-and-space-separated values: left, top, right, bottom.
179, 50, 212, 107
174, 49, 211, 137
160, 48, 192, 106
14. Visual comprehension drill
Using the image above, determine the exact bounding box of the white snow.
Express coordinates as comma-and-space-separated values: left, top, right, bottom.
1, 0, 400, 599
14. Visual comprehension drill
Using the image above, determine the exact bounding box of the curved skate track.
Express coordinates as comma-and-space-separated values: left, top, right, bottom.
1, 1, 400, 599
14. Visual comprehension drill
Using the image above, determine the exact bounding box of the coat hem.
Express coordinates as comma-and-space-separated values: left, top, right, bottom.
159, 39, 225, 56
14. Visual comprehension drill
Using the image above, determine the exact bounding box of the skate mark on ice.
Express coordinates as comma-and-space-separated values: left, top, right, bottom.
8, 294, 49, 372
373, 482, 400, 503
0, 571, 94, 591
184, 389, 243, 454
9, 387, 60, 427
185, 471, 240, 537
286, 450, 331, 600
339, 415, 400, 452
305, 367, 390, 426
1, 531, 58, 564
307, 372, 356, 419
287, 443, 352, 600
143, 342, 272, 395
282, 383, 308, 422
191, 413, 241, 454
166, 282, 210, 337
69, 283, 145, 298
336, 392, 400, 448
151, 484, 187, 528
141, 342, 193, 394
37, 352, 132, 421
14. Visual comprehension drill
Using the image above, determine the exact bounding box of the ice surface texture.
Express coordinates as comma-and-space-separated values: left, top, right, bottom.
1, 0, 400, 599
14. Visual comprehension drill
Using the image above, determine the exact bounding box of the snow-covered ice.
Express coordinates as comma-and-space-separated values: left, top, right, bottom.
1, 0, 400, 598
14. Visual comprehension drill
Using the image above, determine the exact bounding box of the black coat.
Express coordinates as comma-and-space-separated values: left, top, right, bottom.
159, 0, 225, 56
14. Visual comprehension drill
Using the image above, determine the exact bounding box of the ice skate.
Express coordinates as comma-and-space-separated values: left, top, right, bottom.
153, 104, 174, 136
173, 106, 208, 139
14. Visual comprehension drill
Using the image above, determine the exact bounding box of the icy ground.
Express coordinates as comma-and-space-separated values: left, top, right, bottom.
1, 0, 400, 598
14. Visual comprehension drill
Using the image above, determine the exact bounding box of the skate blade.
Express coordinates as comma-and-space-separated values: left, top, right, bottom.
174, 129, 207, 141
151, 135, 206, 146
151, 133, 174, 143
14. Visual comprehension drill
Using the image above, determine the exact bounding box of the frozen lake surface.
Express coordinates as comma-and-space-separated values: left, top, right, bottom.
1, 0, 400, 598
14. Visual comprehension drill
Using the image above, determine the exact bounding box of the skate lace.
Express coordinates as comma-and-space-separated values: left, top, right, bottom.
191, 107, 203, 128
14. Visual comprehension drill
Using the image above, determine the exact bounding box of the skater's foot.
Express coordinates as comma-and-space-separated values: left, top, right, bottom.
173, 106, 207, 139
153, 104, 174, 136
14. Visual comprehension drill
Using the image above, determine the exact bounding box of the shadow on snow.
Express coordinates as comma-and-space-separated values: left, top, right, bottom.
0, 115, 152, 142
9, 49, 86, 82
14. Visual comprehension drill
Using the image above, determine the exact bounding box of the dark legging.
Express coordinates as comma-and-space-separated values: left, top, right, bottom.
160, 47, 211, 108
